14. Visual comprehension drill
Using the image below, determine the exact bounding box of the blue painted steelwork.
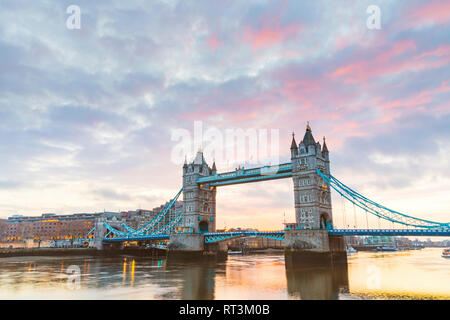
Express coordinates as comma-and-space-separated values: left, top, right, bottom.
118, 188, 183, 235
102, 188, 184, 240
204, 228, 450, 243
151, 210, 183, 235
86, 227, 95, 237
100, 167, 450, 244
208, 172, 293, 186
329, 229, 450, 236
122, 223, 138, 234
204, 231, 285, 243
104, 222, 128, 236
197, 163, 292, 186
102, 226, 450, 244
103, 210, 184, 240
76, 226, 96, 242
316, 169, 450, 229
103, 234, 170, 242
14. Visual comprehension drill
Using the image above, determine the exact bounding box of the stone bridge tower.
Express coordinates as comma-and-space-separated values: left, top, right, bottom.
290, 123, 333, 230
181, 150, 217, 233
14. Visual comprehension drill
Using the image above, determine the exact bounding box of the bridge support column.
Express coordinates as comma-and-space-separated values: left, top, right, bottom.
167, 233, 205, 260
204, 241, 228, 260
93, 218, 106, 250
167, 233, 227, 261
284, 230, 346, 267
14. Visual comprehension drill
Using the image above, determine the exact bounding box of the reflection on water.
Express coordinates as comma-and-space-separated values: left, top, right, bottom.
285, 264, 349, 300
0, 248, 448, 299
346, 248, 450, 299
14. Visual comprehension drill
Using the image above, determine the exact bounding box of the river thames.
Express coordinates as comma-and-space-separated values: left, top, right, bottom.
0, 248, 448, 299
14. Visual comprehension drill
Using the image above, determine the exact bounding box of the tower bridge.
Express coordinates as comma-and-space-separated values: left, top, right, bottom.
98, 123, 450, 264
179, 122, 333, 234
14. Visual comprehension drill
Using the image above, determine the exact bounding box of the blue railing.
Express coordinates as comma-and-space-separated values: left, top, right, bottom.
102, 227, 450, 243
103, 234, 170, 242
329, 229, 450, 236
196, 163, 292, 186
204, 231, 285, 243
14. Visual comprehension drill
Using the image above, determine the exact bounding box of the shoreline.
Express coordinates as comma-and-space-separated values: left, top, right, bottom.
0, 247, 167, 258
0, 248, 100, 258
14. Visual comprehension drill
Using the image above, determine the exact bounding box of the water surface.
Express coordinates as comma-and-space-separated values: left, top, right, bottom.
0, 248, 448, 299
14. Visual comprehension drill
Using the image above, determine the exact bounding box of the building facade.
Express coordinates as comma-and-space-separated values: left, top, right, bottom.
123, 201, 183, 232
290, 123, 333, 230
180, 150, 217, 233
0, 200, 184, 247
0, 213, 98, 247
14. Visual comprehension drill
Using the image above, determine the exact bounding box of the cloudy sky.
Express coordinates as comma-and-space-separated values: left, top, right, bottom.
0, 0, 449, 230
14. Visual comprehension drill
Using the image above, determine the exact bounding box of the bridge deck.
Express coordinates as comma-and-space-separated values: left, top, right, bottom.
329, 229, 450, 236
102, 229, 449, 242
196, 163, 292, 186
103, 234, 170, 242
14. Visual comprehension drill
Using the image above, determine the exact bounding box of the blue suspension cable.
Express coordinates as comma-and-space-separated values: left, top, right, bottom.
122, 188, 183, 235
316, 169, 450, 229
329, 174, 446, 228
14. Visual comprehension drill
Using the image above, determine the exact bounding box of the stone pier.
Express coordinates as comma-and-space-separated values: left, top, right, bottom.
93, 218, 106, 250
284, 229, 346, 267
167, 233, 227, 261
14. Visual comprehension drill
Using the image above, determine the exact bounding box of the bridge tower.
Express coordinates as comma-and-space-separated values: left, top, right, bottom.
181, 150, 217, 233
291, 123, 333, 230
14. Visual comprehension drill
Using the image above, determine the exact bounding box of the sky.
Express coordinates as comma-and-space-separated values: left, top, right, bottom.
0, 0, 449, 230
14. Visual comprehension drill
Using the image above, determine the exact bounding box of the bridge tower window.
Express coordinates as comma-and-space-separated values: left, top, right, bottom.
199, 221, 208, 233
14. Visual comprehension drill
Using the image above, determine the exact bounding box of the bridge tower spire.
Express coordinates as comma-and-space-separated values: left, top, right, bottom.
181, 150, 217, 233
290, 132, 298, 158
291, 123, 333, 229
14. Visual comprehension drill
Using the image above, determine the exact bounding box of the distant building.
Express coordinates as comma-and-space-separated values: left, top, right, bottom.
363, 236, 395, 246
122, 201, 183, 233
0, 219, 7, 240
283, 222, 297, 230
0, 199, 184, 247
227, 236, 284, 250
0, 213, 100, 245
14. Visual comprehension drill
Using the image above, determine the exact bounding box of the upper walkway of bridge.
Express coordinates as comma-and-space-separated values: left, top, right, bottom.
196, 162, 293, 186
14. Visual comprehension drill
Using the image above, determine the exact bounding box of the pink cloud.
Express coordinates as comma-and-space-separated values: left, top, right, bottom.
377, 39, 416, 62
242, 23, 303, 50
206, 34, 224, 52
175, 94, 279, 124
417, 44, 450, 58
333, 29, 368, 52
328, 40, 450, 84
330, 40, 417, 81
381, 80, 450, 110
409, 0, 450, 25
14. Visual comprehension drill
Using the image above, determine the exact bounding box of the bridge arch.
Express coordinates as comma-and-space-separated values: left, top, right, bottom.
199, 220, 209, 233
319, 212, 332, 230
